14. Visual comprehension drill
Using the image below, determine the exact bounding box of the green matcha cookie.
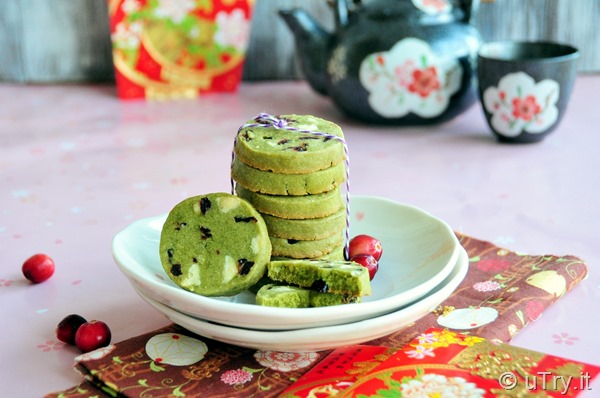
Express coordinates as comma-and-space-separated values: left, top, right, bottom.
269, 233, 343, 259
159, 193, 272, 297
261, 207, 346, 240
232, 157, 346, 196
270, 243, 345, 262
310, 291, 360, 307
267, 259, 372, 296
255, 284, 310, 308
255, 284, 360, 308
235, 184, 343, 219
234, 114, 346, 174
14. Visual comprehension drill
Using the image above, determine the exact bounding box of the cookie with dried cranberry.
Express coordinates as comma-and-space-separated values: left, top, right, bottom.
269, 233, 344, 259
255, 284, 359, 308
159, 193, 272, 297
234, 114, 346, 174
235, 184, 344, 219
232, 157, 346, 196
267, 259, 372, 296
255, 284, 311, 308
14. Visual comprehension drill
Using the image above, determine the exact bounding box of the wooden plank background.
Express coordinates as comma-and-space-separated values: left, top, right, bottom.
0, 0, 597, 83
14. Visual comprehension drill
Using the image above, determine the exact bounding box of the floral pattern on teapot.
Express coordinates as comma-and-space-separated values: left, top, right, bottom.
482, 72, 560, 137
411, 0, 453, 15
359, 38, 463, 119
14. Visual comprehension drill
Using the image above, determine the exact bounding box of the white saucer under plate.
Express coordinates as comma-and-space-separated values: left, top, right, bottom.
113, 195, 460, 331
135, 247, 468, 352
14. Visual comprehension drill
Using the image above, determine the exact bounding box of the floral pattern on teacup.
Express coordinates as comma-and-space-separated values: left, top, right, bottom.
412, 0, 452, 15
359, 38, 462, 118
483, 72, 560, 137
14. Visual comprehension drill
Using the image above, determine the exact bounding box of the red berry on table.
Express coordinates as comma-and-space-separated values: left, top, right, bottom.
22, 253, 55, 283
350, 254, 379, 280
75, 320, 112, 353
56, 314, 88, 345
348, 234, 383, 261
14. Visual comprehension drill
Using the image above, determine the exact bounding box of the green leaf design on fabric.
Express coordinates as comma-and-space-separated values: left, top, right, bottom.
138, 379, 149, 387
516, 310, 525, 326
112, 356, 122, 364
173, 386, 186, 397
487, 298, 503, 304
420, 54, 428, 68
470, 256, 480, 262
150, 361, 165, 372
242, 366, 264, 373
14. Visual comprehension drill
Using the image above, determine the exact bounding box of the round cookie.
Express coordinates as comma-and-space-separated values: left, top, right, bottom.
255, 284, 311, 308
232, 157, 346, 196
269, 233, 344, 259
261, 207, 347, 240
159, 193, 272, 297
234, 114, 346, 174
235, 184, 344, 219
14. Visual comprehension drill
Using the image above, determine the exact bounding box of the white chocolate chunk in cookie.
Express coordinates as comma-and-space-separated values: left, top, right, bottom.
218, 196, 240, 212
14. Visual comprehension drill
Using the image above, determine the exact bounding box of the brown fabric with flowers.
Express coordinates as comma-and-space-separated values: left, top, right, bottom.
46, 233, 589, 398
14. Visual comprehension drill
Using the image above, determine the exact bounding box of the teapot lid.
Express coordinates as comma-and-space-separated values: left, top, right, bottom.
363, 0, 466, 24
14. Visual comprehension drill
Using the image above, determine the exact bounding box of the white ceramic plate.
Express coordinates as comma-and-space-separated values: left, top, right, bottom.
135, 247, 468, 352
113, 196, 460, 330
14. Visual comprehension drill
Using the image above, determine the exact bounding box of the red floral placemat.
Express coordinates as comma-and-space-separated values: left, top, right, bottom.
281, 328, 600, 397
46, 233, 589, 397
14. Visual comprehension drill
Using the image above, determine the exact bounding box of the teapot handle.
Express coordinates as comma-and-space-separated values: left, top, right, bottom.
328, 0, 361, 28
459, 0, 479, 24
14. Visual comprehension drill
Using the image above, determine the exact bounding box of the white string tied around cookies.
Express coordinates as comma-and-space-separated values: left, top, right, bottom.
231, 113, 351, 259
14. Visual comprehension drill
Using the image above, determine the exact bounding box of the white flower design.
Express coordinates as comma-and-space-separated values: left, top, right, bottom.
401, 373, 485, 397
75, 344, 116, 362
483, 72, 560, 137
359, 38, 462, 118
437, 307, 499, 330
214, 9, 251, 52
145, 333, 208, 366
412, 0, 453, 15
121, 0, 141, 14
405, 346, 435, 359
154, 0, 196, 24
111, 22, 143, 50
254, 351, 318, 372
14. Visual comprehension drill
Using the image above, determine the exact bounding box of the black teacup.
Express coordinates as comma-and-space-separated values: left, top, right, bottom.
477, 41, 580, 143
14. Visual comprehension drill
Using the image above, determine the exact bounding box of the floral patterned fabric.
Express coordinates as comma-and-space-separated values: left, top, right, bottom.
46, 233, 588, 397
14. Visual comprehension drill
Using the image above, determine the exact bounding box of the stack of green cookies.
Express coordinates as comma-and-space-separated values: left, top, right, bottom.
232, 114, 348, 261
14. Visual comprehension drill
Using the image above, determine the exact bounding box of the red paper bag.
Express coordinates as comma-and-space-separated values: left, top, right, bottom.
107, 0, 254, 100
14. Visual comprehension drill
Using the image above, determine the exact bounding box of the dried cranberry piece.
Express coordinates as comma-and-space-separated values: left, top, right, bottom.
234, 216, 258, 223
311, 280, 328, 293
237, 259, 254, 275
171, 264, 182, 276
200, 226, 212, 239
199, 197, 211, 215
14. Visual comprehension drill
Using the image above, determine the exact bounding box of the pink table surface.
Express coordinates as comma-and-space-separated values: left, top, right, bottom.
1, 77, 599, 397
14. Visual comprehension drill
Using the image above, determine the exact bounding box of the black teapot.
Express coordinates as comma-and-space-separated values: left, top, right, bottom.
280, 0, 481, 125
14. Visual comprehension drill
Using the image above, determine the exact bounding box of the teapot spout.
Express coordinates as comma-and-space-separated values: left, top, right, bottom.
279, 9, 332, 95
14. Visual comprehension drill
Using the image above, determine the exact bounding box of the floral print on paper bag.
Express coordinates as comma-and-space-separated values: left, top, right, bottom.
359, 38, 462, 118
483, 72, 560, 137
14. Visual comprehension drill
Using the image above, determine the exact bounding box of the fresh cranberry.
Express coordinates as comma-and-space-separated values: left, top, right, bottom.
348, 235, 383, 261
56, 314, 88, 345
75, 320, 111, 353
351, 254, 379, 280
22, 254, 55, 283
